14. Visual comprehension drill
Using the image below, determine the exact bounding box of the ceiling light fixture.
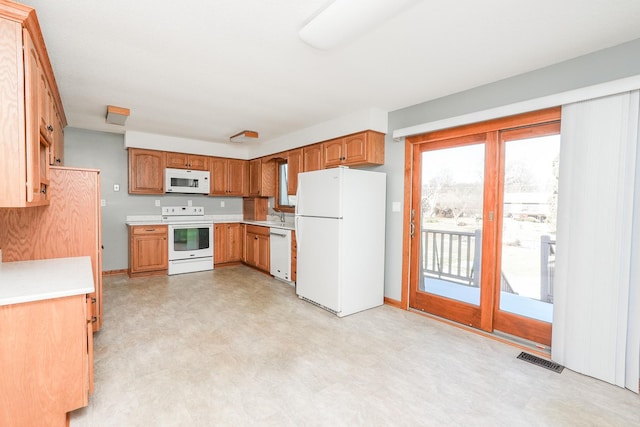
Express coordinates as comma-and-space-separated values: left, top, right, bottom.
105, 105, 130, 126
229, 130, 259, 143
299, 0, 420, 50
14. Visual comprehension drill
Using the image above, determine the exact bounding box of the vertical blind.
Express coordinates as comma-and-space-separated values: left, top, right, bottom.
552, 91, 640, 393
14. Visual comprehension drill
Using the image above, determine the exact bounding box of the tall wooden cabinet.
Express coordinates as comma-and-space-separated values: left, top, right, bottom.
0, 166, 103, 331
128, 148, 166, 194
0, 3, 66, 208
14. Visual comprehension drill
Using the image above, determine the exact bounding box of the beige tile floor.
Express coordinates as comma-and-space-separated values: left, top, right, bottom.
70, 266, 639, 426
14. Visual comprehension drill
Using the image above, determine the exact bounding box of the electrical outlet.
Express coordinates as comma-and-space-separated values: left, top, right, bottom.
155, 200, 161, 207
113, 184, 120, 192
220, 201, 225, 208
100, 199, 106, 207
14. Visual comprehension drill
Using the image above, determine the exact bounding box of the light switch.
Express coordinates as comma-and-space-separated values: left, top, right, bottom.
392, 202, 401, 212
220, 201, 225, 208
113, 184, 120, 192
155, 200, 160, 207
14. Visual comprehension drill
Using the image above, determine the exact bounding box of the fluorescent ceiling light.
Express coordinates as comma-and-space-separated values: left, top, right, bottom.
230, 130, 259, 143
105, 105, 130, 126
299, 0, 420, 50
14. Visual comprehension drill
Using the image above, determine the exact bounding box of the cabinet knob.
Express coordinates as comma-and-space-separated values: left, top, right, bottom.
41, 187, 47, 194
55, 158, 61, 163
47, 125, 54, 132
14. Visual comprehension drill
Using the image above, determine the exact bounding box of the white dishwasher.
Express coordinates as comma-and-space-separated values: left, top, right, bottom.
269, 228, 292, 282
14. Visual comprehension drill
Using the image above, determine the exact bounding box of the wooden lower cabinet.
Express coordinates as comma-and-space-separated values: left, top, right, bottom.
0, 294, 92, 426
214, 223, 242, 265
244, 225, 270, 273
128, 225, 168, 277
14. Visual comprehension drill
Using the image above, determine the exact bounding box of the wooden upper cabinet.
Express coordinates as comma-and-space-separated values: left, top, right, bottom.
248, 158, 275, 197
128, 148, 165, 194
0, 7, 65, 208
287, 148, 303, 195
322, 130, 385, 168
303, 144, 323, 172
210, 157, 247, 196
166, 152, 209, 170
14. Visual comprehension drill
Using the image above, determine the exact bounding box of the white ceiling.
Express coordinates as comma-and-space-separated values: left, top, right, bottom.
24, 0, 640, 145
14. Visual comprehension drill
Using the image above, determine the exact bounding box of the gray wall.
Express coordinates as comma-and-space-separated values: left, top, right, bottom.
64, 128, 243, 271
380, 37, 640, 301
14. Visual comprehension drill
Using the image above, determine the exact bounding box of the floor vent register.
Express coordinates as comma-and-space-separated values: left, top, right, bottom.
517, 352, 564, 373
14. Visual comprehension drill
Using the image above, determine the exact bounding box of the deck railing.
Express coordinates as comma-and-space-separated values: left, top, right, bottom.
421, 228, 554, 299
421, 228, 480, 287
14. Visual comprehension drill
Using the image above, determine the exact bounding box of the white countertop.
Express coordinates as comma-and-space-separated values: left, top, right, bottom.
125, 214, 294, 230
0, 256, 95, 306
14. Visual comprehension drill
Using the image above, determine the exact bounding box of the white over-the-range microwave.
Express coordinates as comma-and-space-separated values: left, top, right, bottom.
165, 168, 210, 194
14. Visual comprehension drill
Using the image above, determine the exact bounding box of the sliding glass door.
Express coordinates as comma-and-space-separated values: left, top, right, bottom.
407, 109, 560, 346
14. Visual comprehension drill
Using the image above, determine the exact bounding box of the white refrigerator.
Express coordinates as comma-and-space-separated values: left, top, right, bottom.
295, 167, 386, 317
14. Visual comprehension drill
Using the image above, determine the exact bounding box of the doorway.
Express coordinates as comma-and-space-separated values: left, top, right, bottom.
405, 108, 560, 346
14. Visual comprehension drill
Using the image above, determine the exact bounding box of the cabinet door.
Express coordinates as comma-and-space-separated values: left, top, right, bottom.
245, 232, 257, 267
128, 149, 165, 194
214, 223, 226, 264
256, 234, 270, 272
227, 223, 242, 261
25, 31, 48, 205
38, 68, 54, 143
187, 155, 209, 171
287, 148, 303, 196
209, 157, 228, 195
51, 107, 64, 165
227, 159, 247, 196
166, 152, 188, 169
248, 159, 261, 196
343, 133, 367, 164
303, 144, 323, 172
323, 138, 344, 167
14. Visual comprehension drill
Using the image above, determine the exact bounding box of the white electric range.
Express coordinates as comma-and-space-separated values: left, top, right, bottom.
161, 206, 214, 275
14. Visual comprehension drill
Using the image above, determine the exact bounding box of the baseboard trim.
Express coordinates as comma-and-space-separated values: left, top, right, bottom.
102, 269, 128, 276
384, 297, 403, 309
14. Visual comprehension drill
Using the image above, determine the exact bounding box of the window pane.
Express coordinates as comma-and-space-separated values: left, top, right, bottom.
279, 162, 290, 206
498, 134, 559, 323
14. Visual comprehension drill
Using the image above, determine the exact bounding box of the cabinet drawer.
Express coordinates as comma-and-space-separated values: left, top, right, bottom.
245, 224, 270, 236
131, 225, 167, 235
